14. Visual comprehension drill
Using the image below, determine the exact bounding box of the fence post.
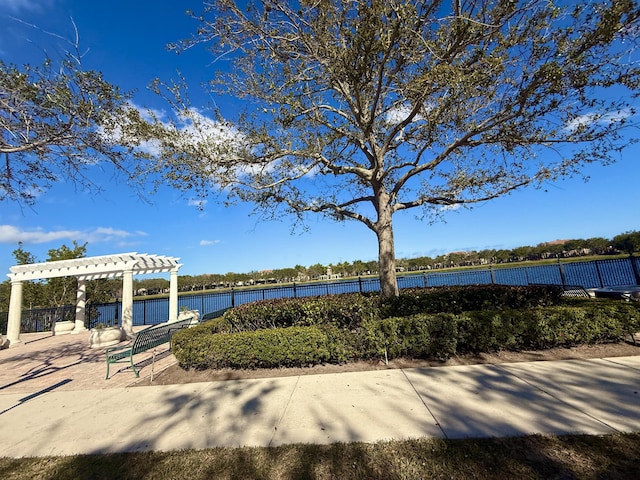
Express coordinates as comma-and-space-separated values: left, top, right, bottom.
358, 276, 363, 293
557, 259, 567, 288
630, 254, 640, 286
594, 260, 604, 288
489, 266, 496, 284
231, 288, 235, 308
293, 282, 297, 298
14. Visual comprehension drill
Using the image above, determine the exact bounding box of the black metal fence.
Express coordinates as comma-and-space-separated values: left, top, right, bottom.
0, 304, 75, 335
2, 255, 639, 333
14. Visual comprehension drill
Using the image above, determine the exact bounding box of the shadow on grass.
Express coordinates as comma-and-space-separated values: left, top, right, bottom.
2, 433, 639, 480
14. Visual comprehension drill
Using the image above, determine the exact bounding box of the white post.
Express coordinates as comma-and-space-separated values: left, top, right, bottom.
6, 280, 24, 347
73, 280, 87, 333
122, 269, 134, 337
169, 268, 179, 322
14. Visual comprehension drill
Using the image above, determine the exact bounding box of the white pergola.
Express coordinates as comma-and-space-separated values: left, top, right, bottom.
5, 252, 182, 347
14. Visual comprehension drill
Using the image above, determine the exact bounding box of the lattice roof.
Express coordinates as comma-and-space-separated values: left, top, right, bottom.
7, 252, 182, 282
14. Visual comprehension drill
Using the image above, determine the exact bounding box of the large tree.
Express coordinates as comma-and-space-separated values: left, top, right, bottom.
141, 0, 639, 297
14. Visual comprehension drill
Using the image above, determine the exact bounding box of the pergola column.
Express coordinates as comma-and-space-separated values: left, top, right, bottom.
169, 268, 179, 322
122, 269, 134, 337
72, 280, 87, 334
6, 280, 23, 346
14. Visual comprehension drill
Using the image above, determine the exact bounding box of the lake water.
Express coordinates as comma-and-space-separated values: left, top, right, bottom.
75, 255, 640, 327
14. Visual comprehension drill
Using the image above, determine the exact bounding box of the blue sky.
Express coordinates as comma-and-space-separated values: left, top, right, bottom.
1, 0, 638, 279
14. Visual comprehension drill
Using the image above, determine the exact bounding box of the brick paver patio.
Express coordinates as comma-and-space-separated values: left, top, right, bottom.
0, 328, 177, 395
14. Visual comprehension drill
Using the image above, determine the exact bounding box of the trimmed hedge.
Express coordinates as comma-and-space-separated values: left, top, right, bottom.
455, 302, 640, 353
222, 293, 380, 331
172, 326, 332, 369
380, 285, 565, 317
172, 300, 640, 370
359, 313, 458, 360
220, 285, 564, 331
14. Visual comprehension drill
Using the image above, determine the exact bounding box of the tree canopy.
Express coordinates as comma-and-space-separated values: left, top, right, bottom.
0, 50, 145, 204
613, 230, 640, 254
138, 0, 640, 296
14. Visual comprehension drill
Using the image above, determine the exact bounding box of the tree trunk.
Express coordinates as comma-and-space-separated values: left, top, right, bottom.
375, 190, 399, 297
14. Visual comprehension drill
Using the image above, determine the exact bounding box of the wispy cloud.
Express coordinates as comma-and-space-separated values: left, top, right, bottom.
0, 224, 147, 245
0, 225, 80, 244
441, 203, 461, 211
176, 107, 242, 145
116, 103, 245, 156
385, 102, 429, 124
199, 239, 220, 246
129, 102, 167, 123
0, 0, 56, 13
188, 198, 207, 209
565, 108, 634, 132
86, 227, 141, 242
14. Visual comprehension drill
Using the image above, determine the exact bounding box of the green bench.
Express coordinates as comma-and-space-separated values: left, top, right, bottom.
105, 316, 194, 379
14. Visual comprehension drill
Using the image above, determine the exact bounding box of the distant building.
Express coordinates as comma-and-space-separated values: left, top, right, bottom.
319, 266, 341, 280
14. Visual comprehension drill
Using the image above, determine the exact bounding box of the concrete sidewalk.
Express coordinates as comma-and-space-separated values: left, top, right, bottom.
1, 351, 640, 457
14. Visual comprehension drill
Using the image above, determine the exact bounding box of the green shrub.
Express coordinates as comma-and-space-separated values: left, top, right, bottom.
173, 326, 334, 370
171, 328, 216, 370
298, 294, 380, 329
381, 285, 564, 317
222, 294, 380, 331
221, 286, 564, 334
376, 313, 458, 360
455, 301, 640, 353
172, 298, 639, 371
317, 324, 358, 364
455, 309, 531, 353
191, 316, 233, 334
525, 302, 640, 349
222, 299, 306, 331
170, 317, 233, 367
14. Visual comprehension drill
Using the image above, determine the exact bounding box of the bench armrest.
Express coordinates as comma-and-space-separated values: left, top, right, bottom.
105, 343, 133, 355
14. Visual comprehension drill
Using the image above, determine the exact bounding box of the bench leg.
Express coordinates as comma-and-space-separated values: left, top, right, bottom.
105, 355, 139, 379
130, 355, 139, 378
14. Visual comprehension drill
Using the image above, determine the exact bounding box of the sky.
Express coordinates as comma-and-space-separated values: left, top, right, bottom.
0, 0, 638, 280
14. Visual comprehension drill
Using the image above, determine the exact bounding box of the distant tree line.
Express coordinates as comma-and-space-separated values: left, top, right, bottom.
171, 231, 640, 293
2, 231, 638, 309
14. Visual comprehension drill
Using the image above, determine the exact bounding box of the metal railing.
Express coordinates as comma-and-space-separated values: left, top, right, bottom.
0, 305, 75, 334
3, 255, 639, 333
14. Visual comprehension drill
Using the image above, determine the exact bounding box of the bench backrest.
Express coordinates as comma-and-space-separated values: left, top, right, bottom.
130, 317, 193, 354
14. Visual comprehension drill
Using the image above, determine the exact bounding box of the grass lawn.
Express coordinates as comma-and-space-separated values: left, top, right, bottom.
1, 432, 639, 479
